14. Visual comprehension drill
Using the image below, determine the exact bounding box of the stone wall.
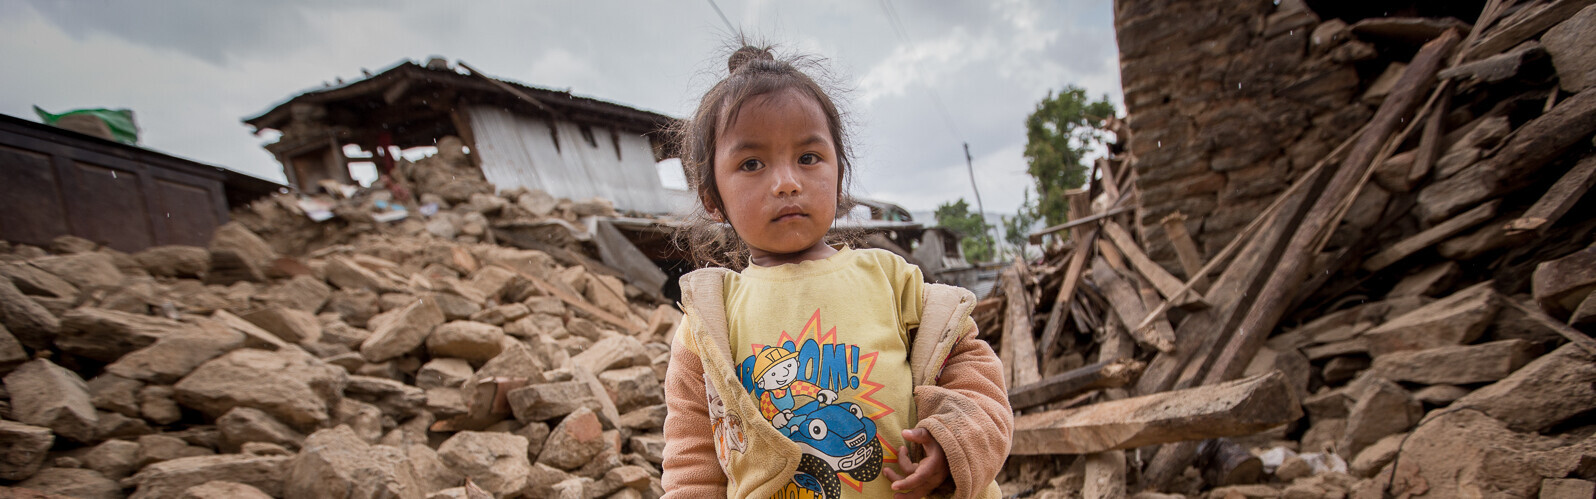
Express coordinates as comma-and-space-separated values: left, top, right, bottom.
1115, 0, 1374, 272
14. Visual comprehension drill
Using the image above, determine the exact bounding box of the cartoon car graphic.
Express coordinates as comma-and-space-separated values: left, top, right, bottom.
785, 400, 883, 483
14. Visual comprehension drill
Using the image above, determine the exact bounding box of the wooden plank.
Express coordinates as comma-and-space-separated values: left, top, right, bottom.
1406, 90, 1450, 186
1461, 0, 1596, 62
1506, 155, 1596, 234
1144, 31, 1463, 490
1092, 253, 1175, 353
498, 265, 644, 335
1027, 206, 1131, 243
459, 61, 556, 114
1010, 371, 1301, 455
1084, 451, 1127, 499
1000, 260, 1042, 388
1008, 358, 1145, 411
1363, 199, 1500, 272
1500, 297, 1596, 356
1159, 212, 1210, 294
1103, 220, 1205, 309
1038, 230, 1096, 359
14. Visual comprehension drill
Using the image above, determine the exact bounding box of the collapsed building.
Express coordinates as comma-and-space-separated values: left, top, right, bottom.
990, 0, 1596, 497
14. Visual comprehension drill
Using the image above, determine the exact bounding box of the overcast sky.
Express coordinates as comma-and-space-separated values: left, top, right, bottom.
1, 0, 1120, 218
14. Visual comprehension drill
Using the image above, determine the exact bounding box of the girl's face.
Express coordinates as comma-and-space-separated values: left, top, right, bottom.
707, 89, 840, 266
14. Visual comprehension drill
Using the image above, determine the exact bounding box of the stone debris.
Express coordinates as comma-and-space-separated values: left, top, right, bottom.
0, 167, 677, 498
993, 0, 1596, 496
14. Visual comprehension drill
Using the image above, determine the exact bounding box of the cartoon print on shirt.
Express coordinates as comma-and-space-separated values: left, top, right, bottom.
703, 372, 746, 479
737, 310, 895, 499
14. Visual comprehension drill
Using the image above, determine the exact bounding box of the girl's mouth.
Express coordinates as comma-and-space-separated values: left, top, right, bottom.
773, 206, 807, 222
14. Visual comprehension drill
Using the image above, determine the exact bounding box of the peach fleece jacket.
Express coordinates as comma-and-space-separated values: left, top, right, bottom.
661, 267, 1012, 499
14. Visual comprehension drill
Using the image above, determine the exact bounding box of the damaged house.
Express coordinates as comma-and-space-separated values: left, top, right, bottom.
243, 58, 684, 215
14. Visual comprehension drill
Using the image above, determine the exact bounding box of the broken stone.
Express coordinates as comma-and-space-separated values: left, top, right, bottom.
1364, 282, 1500, 357
260, 274, 331, 312
174, 348, 348, 431
218, 406, 305, 453
1387, 261, 1459, 298
1350, 432, 1406, 478
57, 307, 187, 363
618, 405, 667, 432
465, 266, 520, 302
137, 434, 215, 468
344, 375, 426, 419
430, 292, 482, 321
599, 366, 664, 414
1371, 409, 1596, 498
508, 381, 601, 423
285, 425, 423, 499
325, 256, 399, 293
1541, 479, 1596, 499
106, 319, 247, 384
209, 310, 289, 351
88, 374, 143, 418
360, 296, 445, 363
425, 387, 468, 420
4, 359, 97, 442
140, 385, 183, 425
0, 420, 54, 481
0, 278, 60, 350
539, 407, 607, 470
82, 438, 139, 481
402, 444, 462, 495
437, 431, 531, 496
17, 467, 121, 499
0, 261, 79, 299
1370, 339, 1539, 385
95, 410, 154, 440
179, 481, 274, 499
1453, 342, 1596, 433
570, 334, 648, 374
1533, 245, 1596, 313
31, 252, 125, 290
468, 303, 530, 326
1543, 4, 1596, 93
323, 288, 380, 328
426, 321, 506, 364
417, 358, 474, 390
1339, 379, 1421, 459
629, 433, 665, 465
205, 222, 277, 284
127, 453, 291, 499
1412, 384, 1470, 406
516, 421, 552, 462
134, 246, 210, 278
242, 307, 322, 345
242, 441, 292, 457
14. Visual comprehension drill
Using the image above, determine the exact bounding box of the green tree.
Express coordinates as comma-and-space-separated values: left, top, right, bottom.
1023, 85, 1117, 227
1002, 191, 1040, 259
934, 198, 995, 263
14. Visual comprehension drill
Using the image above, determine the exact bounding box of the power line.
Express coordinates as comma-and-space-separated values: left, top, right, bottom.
706, 0, 737, 33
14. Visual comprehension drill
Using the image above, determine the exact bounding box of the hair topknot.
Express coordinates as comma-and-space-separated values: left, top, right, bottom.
727, 45, 774, 73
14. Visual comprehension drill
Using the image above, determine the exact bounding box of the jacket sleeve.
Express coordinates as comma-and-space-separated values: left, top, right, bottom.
660, 324, 728, 498
913, 319, 1012, 499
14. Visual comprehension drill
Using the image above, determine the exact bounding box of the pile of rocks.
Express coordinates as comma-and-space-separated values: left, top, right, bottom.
0, 196, 679, 498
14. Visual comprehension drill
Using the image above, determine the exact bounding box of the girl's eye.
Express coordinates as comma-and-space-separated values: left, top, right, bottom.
739, 159, 763, 172
798, 153, 820, 165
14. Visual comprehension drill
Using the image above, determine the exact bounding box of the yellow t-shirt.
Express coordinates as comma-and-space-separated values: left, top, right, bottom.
723, 247, 924, 499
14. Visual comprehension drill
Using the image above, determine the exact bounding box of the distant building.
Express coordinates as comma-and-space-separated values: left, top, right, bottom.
243, 58, 686, 214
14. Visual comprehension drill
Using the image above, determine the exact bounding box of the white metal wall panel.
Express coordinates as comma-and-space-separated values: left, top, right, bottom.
467, 105, 673, 214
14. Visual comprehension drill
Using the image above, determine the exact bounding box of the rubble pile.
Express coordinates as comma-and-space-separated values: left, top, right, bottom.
993, 1, 1596, 497
0, 142, 681, 498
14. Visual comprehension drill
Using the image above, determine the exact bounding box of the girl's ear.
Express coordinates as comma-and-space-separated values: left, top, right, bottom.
699, 190, 723, 222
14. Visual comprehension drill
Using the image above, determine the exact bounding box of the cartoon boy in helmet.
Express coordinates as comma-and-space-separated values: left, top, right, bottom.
749, 345, 837, 434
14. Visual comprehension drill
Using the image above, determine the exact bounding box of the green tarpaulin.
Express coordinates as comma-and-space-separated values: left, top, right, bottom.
33, 105, 140, 145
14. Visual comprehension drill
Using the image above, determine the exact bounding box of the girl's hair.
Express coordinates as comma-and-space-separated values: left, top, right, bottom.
673, 41, 855, 270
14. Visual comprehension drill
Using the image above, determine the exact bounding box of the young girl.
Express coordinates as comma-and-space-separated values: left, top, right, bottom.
661, 44, 1012, 499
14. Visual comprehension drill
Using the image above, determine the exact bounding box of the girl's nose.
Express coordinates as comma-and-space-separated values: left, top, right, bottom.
771, 164, 802, 196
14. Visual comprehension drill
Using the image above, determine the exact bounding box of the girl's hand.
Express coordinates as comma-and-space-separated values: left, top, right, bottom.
881, 428, 949, 499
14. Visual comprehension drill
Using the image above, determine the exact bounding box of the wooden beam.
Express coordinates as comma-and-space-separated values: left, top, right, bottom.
1008, 358, 1144, 411
1000, 260, 1042, 388
1010, 371, 1301, 455
1506, 155, 1596, 234
1501, 296, 1596, 356
1028, 206, 1131, 244
1103, 220, 1206, 309
1460, 0, 1596, 62
1159, 212, 1210, 294
1038, 231, 1094, 360
1092, 253, 1175, 353
1364, 199, 1499, 272
497, 265, 644, 335
458, 61, 556, 115
1142, 29, 1462, 490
